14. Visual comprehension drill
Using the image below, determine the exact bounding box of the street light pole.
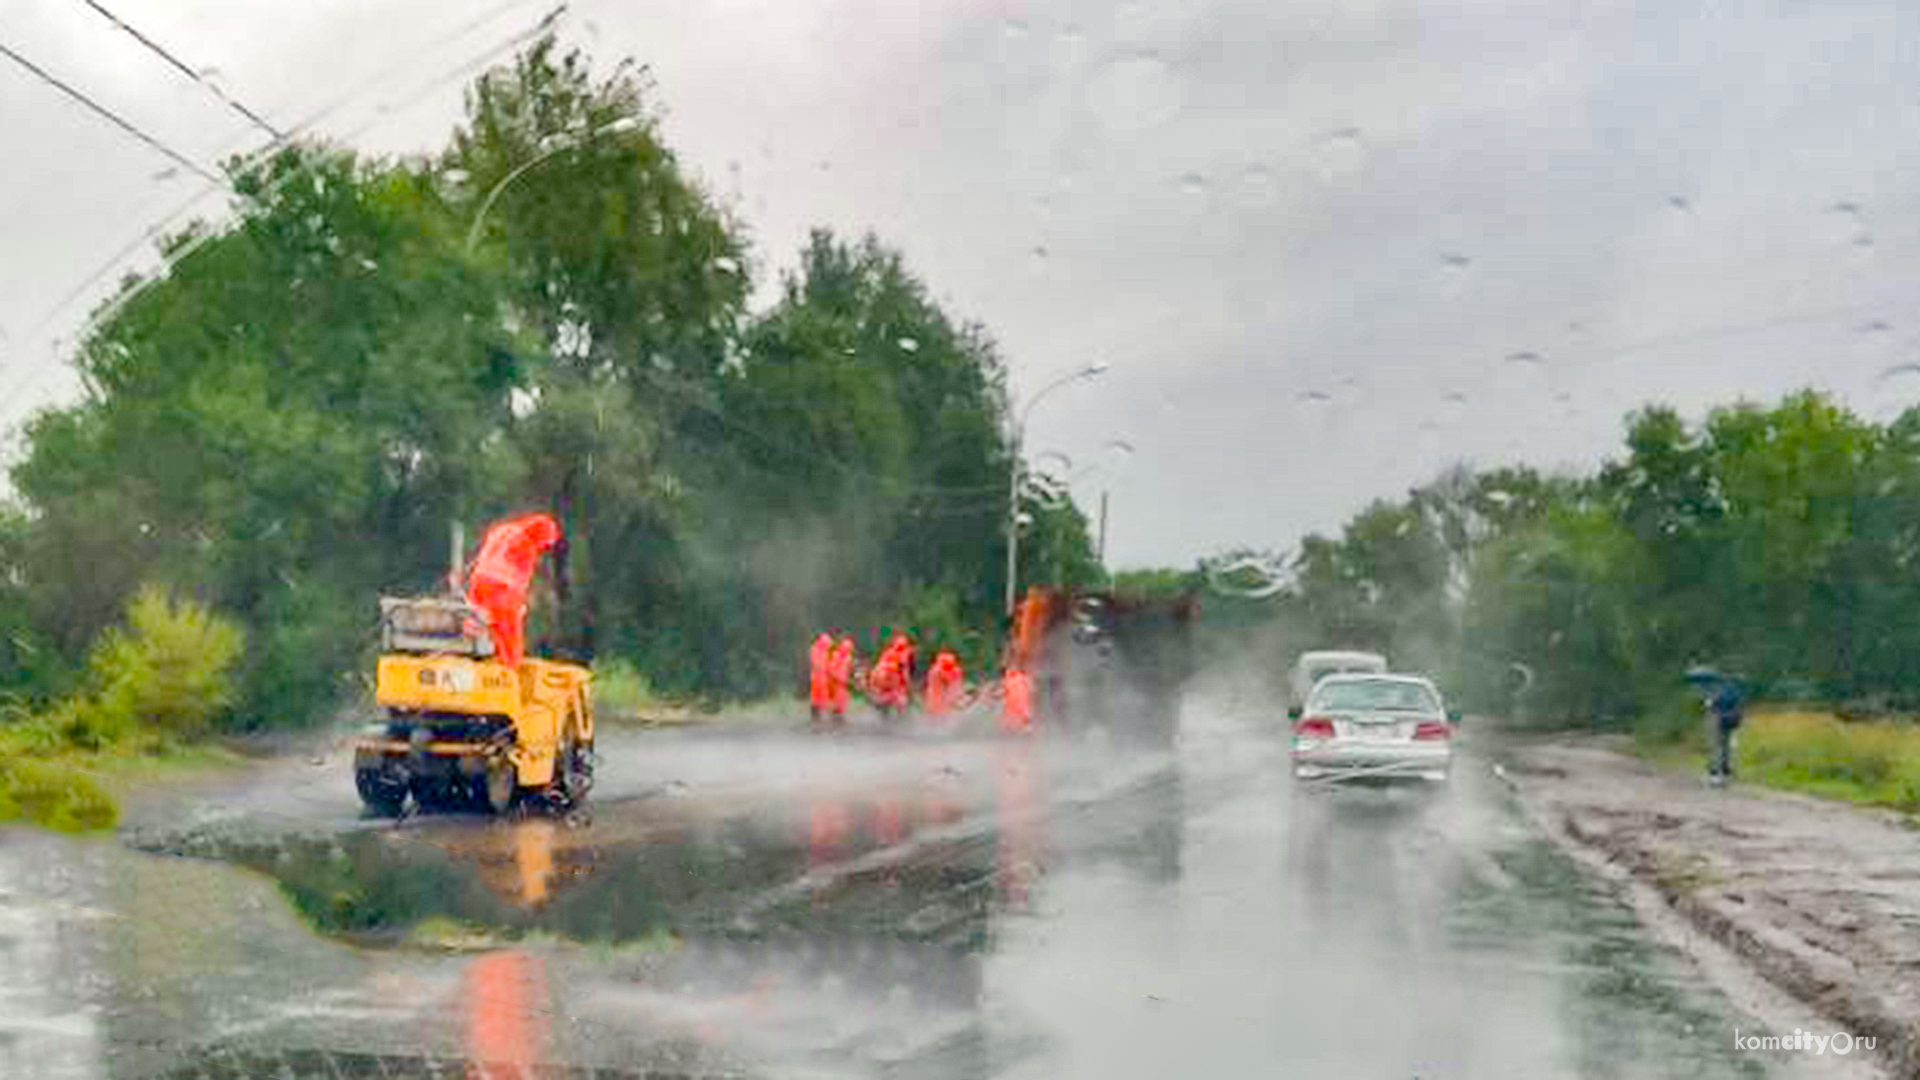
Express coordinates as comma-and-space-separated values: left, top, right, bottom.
463, 116, 639, 252
1004, 362, 1109, 615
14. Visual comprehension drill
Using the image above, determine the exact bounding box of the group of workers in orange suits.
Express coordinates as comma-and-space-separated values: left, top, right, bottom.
807, 630, 1032, 732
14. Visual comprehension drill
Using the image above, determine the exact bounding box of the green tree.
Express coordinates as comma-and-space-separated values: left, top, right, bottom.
13, 146, 515, 727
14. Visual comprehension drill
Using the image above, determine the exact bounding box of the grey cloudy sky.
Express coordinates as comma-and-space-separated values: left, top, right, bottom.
2, 0, 1916, 567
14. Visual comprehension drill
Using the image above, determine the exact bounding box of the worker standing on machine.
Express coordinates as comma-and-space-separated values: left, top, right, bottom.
466, 513, 563, 668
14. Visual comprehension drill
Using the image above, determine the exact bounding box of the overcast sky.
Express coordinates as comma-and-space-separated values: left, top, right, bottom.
2, 0, 1917, 567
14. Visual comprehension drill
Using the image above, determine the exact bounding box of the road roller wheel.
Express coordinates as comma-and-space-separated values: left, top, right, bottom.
355, 766, 406, 818
484, 757, 518, 814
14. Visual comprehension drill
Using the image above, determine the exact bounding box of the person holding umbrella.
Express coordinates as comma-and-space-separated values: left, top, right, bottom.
1685, 666, 1746, 787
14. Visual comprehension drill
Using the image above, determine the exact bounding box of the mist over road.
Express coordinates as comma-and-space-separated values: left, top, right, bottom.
3, 697, 1871, 1079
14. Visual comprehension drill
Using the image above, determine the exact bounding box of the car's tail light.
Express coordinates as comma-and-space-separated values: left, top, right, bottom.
1294, 717, 1335, 740
1413, 721, 1451, 741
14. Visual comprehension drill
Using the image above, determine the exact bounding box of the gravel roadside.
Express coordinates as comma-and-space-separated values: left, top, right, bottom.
1501, 738, 1920, 1079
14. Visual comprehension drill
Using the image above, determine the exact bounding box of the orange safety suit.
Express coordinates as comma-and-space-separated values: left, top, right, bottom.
1001, 667, 1033, 732
869, 650, 906, 712
829, 638, 855, 716
925, 650, 965, 716
808, 633, 833, 716
465, 513, 562, 668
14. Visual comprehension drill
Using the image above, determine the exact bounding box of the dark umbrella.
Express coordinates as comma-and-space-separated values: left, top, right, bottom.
1683, 666, 1726, 688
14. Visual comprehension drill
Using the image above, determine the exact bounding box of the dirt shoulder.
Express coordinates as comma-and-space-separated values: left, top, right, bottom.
1502, 739, 1920, 1078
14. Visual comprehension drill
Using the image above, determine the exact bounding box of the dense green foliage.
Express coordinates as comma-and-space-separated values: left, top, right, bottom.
0, 38, 1094, 728
1162, 392, 1920, 734
0, 587, 244, 831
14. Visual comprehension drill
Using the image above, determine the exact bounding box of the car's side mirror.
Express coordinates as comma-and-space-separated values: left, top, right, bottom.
1287, 706, 1303, 719
1447, 710, 1463, 724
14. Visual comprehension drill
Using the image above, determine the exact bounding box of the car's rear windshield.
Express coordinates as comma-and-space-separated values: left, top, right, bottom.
1308, 663, 1378, 684
1311, 681, 1439, 713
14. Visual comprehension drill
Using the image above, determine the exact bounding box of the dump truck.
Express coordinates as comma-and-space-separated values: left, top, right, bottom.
353, 514, 594, 816
1006, 585, 1198, 745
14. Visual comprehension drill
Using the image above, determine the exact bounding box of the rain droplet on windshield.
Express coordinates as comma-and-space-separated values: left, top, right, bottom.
1858, 320, 1893, 334
1440, 252, 1471, 270
1506, 351, 1545, 365
1833, 200, 1862, 215
1085, 50, 1178, 134
897, 337, 919, 352
1297, 389, 1332, 403
1030, 244, 1050, 263
1314, 127, 1367, 182
1004, 18, 1030, 38
1239, 163, 1276, 206
151, 167, 179, 182
1443, 391, 1467, 405
1178, 173, 1207, 197
1667, 195, 1691, 211
442, 168, 470, 186
713, 256, 741, 274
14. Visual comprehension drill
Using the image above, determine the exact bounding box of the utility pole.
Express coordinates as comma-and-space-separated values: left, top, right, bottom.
448, 520, 465, 597
1004, 362, 1109, 614
1098, 489, 1109, 565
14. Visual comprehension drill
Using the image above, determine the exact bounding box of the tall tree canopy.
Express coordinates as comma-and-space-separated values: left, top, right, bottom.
2, 36, 1099, 725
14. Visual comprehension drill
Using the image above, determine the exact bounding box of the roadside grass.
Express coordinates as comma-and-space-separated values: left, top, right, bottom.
1735, 710, 1920, 813
0, 724, 249, 834
591, 659, 730, 727
1, 586, 248, 834
1638, 708, 1920, 814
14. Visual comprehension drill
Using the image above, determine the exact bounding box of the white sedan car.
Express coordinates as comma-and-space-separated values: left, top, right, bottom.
1288, 673, 1458, 783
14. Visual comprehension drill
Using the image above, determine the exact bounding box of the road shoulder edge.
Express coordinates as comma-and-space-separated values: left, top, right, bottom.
1492, 754, 1901, 1080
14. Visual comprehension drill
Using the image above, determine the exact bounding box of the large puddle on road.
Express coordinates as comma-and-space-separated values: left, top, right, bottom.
1, 731, 1843, 1079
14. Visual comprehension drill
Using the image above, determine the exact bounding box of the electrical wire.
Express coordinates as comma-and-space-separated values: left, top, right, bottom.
75, 0, 282, 138
0, 1, 568, 422
0, 39, 219, 183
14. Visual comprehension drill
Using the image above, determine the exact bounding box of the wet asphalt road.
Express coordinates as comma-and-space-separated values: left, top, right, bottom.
1, 695, 1873, 1079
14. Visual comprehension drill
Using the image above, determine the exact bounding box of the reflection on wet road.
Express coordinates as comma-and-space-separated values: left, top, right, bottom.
1, 700, 1847, 1078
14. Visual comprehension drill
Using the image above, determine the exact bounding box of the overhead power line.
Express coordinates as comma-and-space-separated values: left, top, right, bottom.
75, 0, 281, 139
0, 1, 568, 422
0, 38, 219, 183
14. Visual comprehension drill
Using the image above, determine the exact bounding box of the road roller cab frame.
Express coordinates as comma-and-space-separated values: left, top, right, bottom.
353, 524, 594, 816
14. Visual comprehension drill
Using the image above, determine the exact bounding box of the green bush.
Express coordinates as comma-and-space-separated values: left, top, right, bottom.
592, 658, 656, 719
0, 757, 118, 832
85, 585, 244, 740
1633, 686, 1710, 747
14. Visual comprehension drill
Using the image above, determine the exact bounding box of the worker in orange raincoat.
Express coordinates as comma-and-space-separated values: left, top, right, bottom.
465, 513, 562, 668
808, 632, 834, 727
924, 649, 965, 719
1000, 667, 1033, 733
828, 637, 856, 727
870, 633, 912, 716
